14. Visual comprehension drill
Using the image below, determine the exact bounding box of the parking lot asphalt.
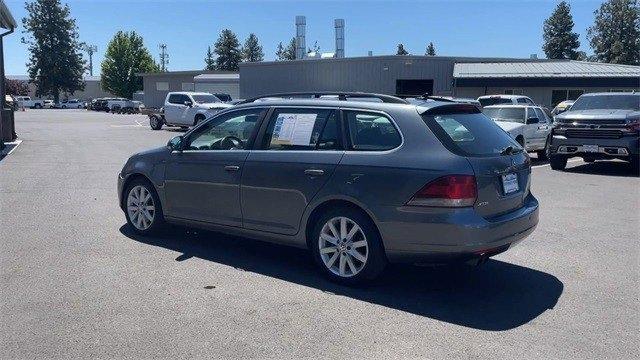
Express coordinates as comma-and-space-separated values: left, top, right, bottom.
1, 109, 638, 359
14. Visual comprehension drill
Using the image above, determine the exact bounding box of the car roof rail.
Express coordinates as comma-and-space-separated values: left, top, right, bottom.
236, 92, 409, 105
396, 93, 457, 103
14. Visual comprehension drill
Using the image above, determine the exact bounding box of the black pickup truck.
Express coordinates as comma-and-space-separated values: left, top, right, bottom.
549, 92, 639, 171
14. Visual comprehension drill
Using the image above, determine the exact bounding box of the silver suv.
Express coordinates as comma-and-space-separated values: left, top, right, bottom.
118, 92, 539, 284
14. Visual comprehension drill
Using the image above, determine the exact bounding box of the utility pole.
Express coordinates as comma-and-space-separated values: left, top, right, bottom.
159, 43, 169, 72
83, 44, 97, 76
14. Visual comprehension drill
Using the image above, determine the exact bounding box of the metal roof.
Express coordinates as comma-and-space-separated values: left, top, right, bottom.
453, 60, 640, 78
0, 0, 17, 30
193, 73, 240, 81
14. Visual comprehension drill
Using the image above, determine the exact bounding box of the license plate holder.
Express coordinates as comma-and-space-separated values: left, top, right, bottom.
501, 173, 519, 195
583, 144, 599, 153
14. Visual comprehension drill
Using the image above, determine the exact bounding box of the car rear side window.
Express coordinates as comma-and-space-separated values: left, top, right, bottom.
168, 94, 182, 104
422, 111, 520, 157
262, 108, 340, 151
344, 111, 401, 151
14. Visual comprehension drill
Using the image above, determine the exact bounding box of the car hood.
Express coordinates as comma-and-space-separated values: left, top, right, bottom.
494, 121, 525, 133
556, 109, 639, 122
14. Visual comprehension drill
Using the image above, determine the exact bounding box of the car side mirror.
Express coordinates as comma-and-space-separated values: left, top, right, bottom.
184, 100, 193, 107
168, 135, 184, 151
527, 117, 539, 124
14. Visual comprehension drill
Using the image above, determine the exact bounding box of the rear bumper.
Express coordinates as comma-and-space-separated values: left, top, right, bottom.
550, 134, 639, 157
375, 194, 539, 263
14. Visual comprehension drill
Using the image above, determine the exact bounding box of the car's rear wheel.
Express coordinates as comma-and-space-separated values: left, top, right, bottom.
549, 155, 567, 170
311, 208, 386, 284
124, 179, 164, 235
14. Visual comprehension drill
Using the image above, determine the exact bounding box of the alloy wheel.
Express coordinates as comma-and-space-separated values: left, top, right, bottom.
126, 185, 155, 231
318, 216, 369, 277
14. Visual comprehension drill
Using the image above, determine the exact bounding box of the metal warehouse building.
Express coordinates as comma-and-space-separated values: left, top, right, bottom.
239, 56, 639, 107
139, 70, 239, 108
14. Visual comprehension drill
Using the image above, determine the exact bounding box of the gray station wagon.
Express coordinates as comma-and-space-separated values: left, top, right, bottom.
118, 92, 539, 284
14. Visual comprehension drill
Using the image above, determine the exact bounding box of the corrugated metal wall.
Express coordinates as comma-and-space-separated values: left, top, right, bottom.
239, 56, 516, 99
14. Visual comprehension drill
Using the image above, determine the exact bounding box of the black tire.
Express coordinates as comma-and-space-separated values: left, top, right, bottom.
549, 155, 567, 170
123, 178, 165, 235
310, 207, 387, 285
149, 115, 163, 130
194, 114, 206, 126
630, 156, 639, 175
536, 137, 550, 160
34, 103, 42, 109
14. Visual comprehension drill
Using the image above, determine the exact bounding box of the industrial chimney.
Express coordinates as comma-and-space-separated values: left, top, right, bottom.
295, 16, 306, 60
334, 19, 345, 58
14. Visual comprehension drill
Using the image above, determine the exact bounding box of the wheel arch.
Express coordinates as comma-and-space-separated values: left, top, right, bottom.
120, 173, 158, 210
303, 198, 384, 251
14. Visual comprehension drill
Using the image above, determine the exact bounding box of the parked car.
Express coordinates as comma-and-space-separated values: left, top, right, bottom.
118, 92, 539, 284
483, 105, 553, 159
5, 95, 18, 111
14, 96, 45, 109
549, 92, 640, 170
161, 92, 233, 128
57, 99, 84, 109
551, 100, 575, 116
43, 100, 55, 108
477, 95, 535, 107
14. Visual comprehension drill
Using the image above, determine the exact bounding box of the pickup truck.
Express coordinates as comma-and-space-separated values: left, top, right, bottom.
160, 92, 232, 128
550, 92, 639, 171
14, 96, 45, 109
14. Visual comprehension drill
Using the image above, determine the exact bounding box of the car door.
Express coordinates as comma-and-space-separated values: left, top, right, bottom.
523, 107, 542, 149
181, 94, 198, 125
241, 107, 344, 235
164, 94, 181, 124
533, 107, 552, 146
163, 107, 267, 226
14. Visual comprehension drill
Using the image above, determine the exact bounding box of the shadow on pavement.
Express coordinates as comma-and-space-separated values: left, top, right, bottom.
120, 225, 563, 331
565, 160, 638, 178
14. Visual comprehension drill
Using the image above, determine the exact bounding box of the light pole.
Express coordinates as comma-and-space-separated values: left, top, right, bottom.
159, 43, 169, 72
83, 44, 97, 76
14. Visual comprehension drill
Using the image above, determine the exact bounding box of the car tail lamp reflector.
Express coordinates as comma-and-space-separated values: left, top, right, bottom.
407, 175, 477, 207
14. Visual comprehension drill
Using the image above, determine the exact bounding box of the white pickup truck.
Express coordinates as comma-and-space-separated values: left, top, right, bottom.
14, 96, 45, 109
161, 92, 232, 128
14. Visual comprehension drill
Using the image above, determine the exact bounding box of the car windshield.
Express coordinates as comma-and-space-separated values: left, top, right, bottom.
570, 94, 640, 111
482, 107, 526, 123
192, 94, 221, 104
478, 97, 512, 107
422, 111, 521, 157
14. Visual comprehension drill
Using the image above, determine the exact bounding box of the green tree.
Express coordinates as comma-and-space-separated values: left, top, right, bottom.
214, 29, 242, 71
396, 43, 409, 55
204, 46, 216, 70
275, 42, 286, 61
307, 41, 320, 54
425, 42, 436, 56
284, 37, 297, 60
101, 31, 159, 99
542, 1, 581, 59
5, 78, 31, 95
588, 0, 640, 65
241, 33, 264, 62
21, 0, 85, 103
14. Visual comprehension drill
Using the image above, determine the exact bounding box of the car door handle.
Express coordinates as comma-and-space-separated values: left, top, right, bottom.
304, 169, 325, 177
224, 165, 240, 172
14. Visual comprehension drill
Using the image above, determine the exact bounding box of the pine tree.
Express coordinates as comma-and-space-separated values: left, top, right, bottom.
214, 29, 242, 71
275, 42, 286, 61
204, 46, 216, 70
396, 43, 409, 55
307, 41, 320, 54
425, 42, 436, 56
242, 33, 264, 62
101, 31, 159, 99
21, 0, 85, 102
284, 37, 297, 60
588, 0, 640, 65
542, 1, 581, 59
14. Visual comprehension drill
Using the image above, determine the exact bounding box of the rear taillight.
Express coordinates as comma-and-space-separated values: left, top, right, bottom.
407, 175, 477, 207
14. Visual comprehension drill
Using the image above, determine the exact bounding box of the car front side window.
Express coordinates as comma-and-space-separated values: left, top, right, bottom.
185, 108, 265, 151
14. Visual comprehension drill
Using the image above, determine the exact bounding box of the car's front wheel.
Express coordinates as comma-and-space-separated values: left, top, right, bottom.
549, 155, 567, 170
149, 115, 163, 130
311, 208, 386, 284
124, 179, 164, 235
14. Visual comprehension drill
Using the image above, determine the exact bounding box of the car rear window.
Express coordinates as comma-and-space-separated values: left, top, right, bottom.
478, 97, 512, 107
422, 111, 520, 157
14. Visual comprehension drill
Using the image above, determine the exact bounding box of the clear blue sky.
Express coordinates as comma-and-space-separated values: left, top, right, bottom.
3, 0, 603, 76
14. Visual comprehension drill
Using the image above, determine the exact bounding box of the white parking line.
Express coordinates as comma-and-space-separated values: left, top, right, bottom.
532, 158, 583, 169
